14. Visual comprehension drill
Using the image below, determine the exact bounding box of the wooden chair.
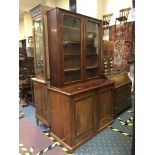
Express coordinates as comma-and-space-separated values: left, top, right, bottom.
103, 13, 113, 30
115, 7, 131, 25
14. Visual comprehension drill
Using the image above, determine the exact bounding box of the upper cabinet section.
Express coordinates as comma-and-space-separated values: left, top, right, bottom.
30, 4, 51, 80
47, 8, 102, 87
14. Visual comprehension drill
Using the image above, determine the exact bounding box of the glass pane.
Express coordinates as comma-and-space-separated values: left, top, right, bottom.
86, 68, 98, 78
87, 21, 98, 31
63, 28, 80, 43
63, 15, 80, 28
63, 15, 81, 83
64, 70, 81, 83
34, 18, 44, 77
86, 21, 99, 78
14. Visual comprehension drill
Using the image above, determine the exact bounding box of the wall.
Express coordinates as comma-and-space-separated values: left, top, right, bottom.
45, 0, 56, 7
19, 18, 25, 40
97, 0, 133, 22
97, 0, 133, 40
19, 0, 55, 40
19, 13, 33, 40
97, 0, 105, 20
19, 0, 134, 41
55, 0, 69, 10
77, 0, 133, 22
24, 12, 33, 37
77, 0, 97, 18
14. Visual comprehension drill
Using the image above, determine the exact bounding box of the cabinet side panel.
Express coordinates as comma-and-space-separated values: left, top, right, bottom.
47, 9, 63, 87
48, 90, 71, 144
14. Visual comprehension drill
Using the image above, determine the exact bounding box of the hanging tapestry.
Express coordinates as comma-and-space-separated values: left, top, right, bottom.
114, 40, 132, 71
109, 21, 135, 43
109, 21, 135, 72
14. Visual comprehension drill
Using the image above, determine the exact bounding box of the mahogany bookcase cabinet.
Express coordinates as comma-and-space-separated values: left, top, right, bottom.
30, 4, 51, 128
47, 8, 114, 151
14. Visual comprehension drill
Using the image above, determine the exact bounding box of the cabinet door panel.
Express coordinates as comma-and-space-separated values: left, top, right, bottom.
74, 95, 94, 137
33, 82, 48, 120
98, 89, 113, 128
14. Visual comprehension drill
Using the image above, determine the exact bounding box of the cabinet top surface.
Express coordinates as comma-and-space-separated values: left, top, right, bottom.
106, 72, 132, 88
48, 79, 114, 95
47, 7, 102, 22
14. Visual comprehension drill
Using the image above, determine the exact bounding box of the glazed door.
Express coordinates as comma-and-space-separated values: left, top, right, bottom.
62, 14, 82, 83
33, 17, 46, 79
85, 20, 100, 79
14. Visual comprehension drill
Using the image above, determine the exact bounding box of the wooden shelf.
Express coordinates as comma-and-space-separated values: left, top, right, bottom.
87, 30, 98, 34
64, 53, 80, 56
86, 66, 98, 69
87, 53, 97, 56
19, 57, 25, 61
64, 68, 81, 72
86, 39, 98, 46
87, 39, 94, 42
27, 57, 34, 60
63, 40, 80, 45
63, 25, 80, 30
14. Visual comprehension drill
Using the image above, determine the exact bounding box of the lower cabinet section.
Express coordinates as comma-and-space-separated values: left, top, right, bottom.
48, 79, 114, 151
31, 78, 50, 128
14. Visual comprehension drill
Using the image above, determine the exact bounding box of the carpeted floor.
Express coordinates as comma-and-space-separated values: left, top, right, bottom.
19, 95, 134, 155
